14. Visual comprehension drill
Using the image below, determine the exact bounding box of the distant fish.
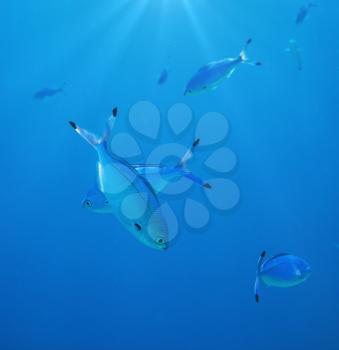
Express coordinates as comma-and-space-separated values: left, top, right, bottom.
34, 83, 66, 100
254, 251, 311, 303
83, 138, 211, 214
296, 3, 317, 25
184, 38, 261, 96
285, 39, 303, 71
157, 68, 169, 85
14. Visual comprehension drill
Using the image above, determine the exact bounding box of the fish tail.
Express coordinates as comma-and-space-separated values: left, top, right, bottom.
68, 121, 102, 149
69, 107, 118, 152
240, 38, 262, 66
239, 38, 252, 61
102, 107, 118, 144
177, 138, 200, 168
177, 138, 212, 189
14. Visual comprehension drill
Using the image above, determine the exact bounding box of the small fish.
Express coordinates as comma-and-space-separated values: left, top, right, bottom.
83, 138, 211, 214
285, 39, 303, 71
254, 251, 311, 303
34, 83, 66, 100
184, 38, 261, 96
296, 3, 317, 25
69, 108, 168, 251
157, 68, 169, 85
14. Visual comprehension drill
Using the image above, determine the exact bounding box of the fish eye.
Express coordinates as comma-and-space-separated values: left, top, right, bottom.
104, 200, 109, 206
157, 238, 164, 244
84, 200, 92, 208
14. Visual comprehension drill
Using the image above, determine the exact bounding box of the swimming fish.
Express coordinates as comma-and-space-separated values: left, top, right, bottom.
157, 68, 169, 85
83, 138, 211, 213
184, 38, 261, 96
34, 83, 66, 100
69, 108, 169, 251
285, 39, 303, 71
254, 251, 311, 303
295, 3, 316, 25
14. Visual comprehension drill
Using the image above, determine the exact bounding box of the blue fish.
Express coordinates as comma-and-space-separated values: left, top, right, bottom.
34, 83, 66, 100
184, 39, 261, 96
69, 108, 169, 251
157, 68, 169, 85
254, 251, 311, 303
295, 3, 316, 25
285, 39, 303, 71
83, 138, 211, 214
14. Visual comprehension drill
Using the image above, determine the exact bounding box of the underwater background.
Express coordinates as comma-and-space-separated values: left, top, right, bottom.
1, 0, 339, 349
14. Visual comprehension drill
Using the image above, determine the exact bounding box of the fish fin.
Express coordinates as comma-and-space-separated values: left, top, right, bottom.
176, 138, 211, 189
177, 138, 200, 168
226, 68, 237, 79
239, 38, 252, 61
102, 107, 118, 144
69, 121, 101, 149
239, 38, 262, 66
254, 251, 266, 304
254, 277, 261, 303
257, 251, 266, 271
183, 171, 212, 189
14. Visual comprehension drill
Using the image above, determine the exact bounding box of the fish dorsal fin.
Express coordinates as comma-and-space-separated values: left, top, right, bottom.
267, 253, 290, 262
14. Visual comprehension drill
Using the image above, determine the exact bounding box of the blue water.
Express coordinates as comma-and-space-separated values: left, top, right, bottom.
1, 1, 339, 349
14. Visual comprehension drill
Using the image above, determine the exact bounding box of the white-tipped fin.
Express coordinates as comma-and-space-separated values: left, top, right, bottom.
239, 38, 262, 66
177, 138, 212, 189
102, 107, 118, 144
178, 138, 200, 168
69, 121, 101, 148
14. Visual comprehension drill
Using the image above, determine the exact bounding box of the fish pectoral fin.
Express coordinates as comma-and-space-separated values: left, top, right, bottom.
226, 68, 236, 79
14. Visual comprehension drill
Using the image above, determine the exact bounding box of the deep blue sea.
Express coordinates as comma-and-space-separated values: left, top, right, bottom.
1, 1, 339, 349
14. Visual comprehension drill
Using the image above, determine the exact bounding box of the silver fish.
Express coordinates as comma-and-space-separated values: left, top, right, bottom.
184, 39, 261, 96
254, 251, 311, 303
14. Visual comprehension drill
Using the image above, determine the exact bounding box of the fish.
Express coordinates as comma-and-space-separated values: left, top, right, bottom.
83, 138, 212, 214
34, 83, 66, 100
157, 68, 169, 85
285, 39, 303, 71
69, 107, 169, 251
295, 3, 317, 25
254, 251, 311, 303
184, 38, 261, 96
